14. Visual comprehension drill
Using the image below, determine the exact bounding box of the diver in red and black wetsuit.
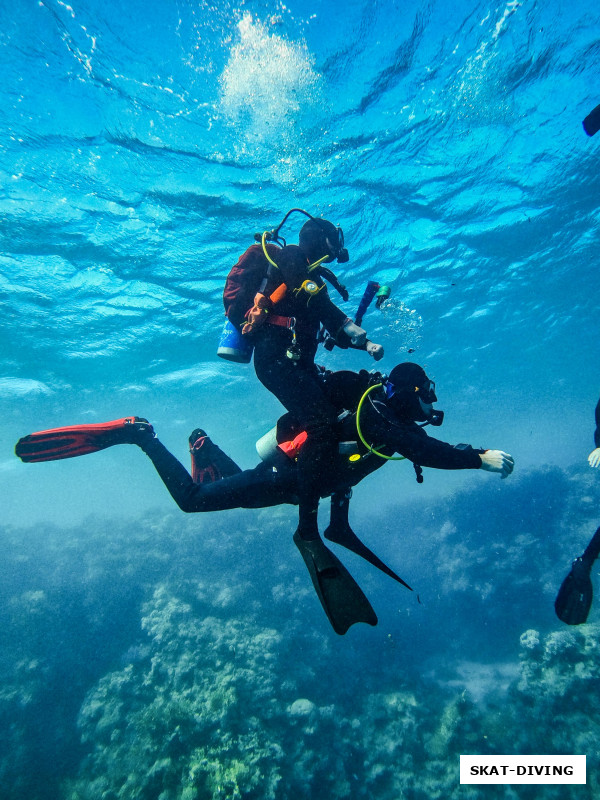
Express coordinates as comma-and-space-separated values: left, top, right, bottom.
236, 210, 384, 544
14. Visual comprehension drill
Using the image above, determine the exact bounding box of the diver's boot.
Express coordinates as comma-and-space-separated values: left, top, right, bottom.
324, 489, 352, 541
107, 417, 155, 446
189, 429, 213, 484
189, 428, 208, 448
295, 507, 321, 542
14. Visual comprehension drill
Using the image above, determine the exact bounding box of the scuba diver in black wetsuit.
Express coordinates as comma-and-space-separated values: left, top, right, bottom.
15, 363, 515, 635
556, 393, 600, 625
222, 209, 384, 547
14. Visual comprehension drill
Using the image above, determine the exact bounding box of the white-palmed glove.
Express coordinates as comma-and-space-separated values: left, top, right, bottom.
342, 319, 367, 347
479, 450, 514, 479
589, 447, 600, 468
366, 341, 384, 361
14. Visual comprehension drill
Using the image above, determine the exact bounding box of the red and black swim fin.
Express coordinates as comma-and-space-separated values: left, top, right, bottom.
189, 429, 242, 484
15, 417, 152, 463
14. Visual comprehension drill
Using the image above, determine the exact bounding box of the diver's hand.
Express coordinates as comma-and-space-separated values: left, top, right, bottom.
366, 340, 384, 361
589, 447, 600, 468
480, 450, 514, 478
342, 319, 367, 346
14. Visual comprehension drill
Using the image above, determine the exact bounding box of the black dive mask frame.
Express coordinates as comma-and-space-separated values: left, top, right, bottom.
384, 377, 443, 426
385, 377, 437, 406
254, 208, 349, 264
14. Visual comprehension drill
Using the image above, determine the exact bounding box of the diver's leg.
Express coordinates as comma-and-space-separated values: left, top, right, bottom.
294, 415, 337, 539
254, 340, 338, 540
139, 435, 295, 512
326, 489, 353, 536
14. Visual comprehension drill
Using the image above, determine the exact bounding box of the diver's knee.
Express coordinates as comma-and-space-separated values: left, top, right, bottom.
175, 486, 204, 513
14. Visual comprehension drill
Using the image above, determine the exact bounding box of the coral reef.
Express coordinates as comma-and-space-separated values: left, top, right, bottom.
69, 585, 286, 800
2, 467, 600, 799
515, 624, 600, 764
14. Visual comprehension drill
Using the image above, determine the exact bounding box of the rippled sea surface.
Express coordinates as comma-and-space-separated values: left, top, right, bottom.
1, 2, 600, 797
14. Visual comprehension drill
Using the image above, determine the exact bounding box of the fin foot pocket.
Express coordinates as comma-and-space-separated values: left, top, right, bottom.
188, 428, 242, 484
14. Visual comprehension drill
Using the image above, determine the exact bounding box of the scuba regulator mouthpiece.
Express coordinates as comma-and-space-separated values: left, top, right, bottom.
424, 409, 444, 427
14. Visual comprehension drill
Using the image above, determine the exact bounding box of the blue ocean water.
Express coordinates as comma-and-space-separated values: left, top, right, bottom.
2, 1, 600, 798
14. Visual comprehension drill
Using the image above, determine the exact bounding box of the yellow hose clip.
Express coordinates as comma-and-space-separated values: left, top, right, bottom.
356, 384, 406, 461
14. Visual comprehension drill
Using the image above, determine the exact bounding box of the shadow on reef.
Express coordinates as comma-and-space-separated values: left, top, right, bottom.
1, 465, 600, 799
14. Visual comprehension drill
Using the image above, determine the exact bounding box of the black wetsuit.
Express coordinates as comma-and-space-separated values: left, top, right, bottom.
139, 378, 483, 514
595, 397, 600, 449
250, 245, 352, 536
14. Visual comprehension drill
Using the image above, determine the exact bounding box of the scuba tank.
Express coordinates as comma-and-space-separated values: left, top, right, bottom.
255, 426, 290, 469
255, 420, 309, 469
217, 318, 254, 364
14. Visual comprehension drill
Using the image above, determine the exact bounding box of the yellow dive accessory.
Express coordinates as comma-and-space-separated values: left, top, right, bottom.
356, 384, 406, 461
261, 232, 279, 267
307, 255, 329, 271
300, 279, 321, 295
261, 232, 329, 273
293, 279, 325, 303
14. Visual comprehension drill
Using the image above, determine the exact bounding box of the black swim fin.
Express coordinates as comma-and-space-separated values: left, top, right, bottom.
325, 524, 413, 591
324, 491, 413, 591
15, 417, 152, 463
293, 531, 378, 635
583, 103, 600, 137
555, 525, 600, 625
